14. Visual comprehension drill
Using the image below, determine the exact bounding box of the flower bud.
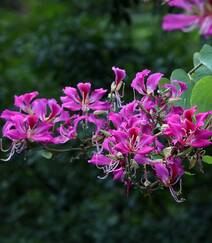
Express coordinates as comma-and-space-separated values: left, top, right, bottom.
144, 180, 151, 187
163, 146, 172, 158
93, 110, 108, 115
161, 124, 169, 131
116, 152, 124, 159
130, 159, 139, 169
108, 93, 115, 99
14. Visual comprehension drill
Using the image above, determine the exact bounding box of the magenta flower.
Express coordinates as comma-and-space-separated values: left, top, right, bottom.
131, 69, 163, 95
109, 101, 149, 130
14, 91, 39, 113
2, 115, 54, 143
61, 82, 110, 112
31, 98, 66, 123
88, 153, 125, 181
163, 0, 212, 36
112, 66, 126, 91
89, 125, 155, 182
111, 128, 155, 155
163, 80, 188, 101
1, 67, 211, 201
164, 107, 212, 148
153, 157, 184, 187
54, 115, 77, 144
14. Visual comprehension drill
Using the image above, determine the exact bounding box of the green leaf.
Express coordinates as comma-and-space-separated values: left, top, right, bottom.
171, 68, 190, 83
199, 44, 212, 71
192, 48, 212, 82
170, 69, 193, 108
159, 77, 169, 88
190, 76, 212, 112
203, 155, 212, 165
192, 65, 212, 83
40, 150, 53, 160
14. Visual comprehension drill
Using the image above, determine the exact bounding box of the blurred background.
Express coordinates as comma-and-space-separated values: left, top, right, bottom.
0, 0, 212, 242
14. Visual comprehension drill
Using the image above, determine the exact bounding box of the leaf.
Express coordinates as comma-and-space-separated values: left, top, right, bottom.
190, 76, 212, 112
192, 65, 212, 83
202, 155, 212, 165
40, 150, 53, 160
159, 77, 169, 88
192, 49, 212, 82
199, 44, 212, 71
170, 69, 193, 108
171, 69, 190, 83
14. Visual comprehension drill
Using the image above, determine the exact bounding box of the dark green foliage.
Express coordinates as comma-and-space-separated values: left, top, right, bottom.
0, 0, 212, 242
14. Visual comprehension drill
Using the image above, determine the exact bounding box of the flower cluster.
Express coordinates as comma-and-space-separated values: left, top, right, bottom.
163, 0, 212, 36
0, 84, 110, 160
0, 67, 211, 202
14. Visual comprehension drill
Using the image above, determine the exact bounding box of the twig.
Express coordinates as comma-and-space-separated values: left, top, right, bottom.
188, 63, 203, 80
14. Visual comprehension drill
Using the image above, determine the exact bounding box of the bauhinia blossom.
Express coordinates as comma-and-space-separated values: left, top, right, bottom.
164, 107, 212, 148
61, 82, 110, 112
163, 0, 212, 36
0, 67, 211, 203
111, 66, 126, 92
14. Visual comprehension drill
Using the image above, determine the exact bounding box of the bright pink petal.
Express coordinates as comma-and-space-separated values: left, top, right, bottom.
163, 14, 199, 31
131, 69, 151, 95
77, 83, 91, 100
191, 139, 212, 148
89, 101, 110, 111
137, 146, 154, 155
154, 163, 169, 186
90, 88, 107, 103
88, 154, 112, 165
1, 109, 25, 120
196, 112, 210, 127
115, 143, 130, 154
168, 0, 193, 10
109, 113, 122, 129
63, 87, 80, 103
48, 99, 61, 120
113, 168, 124, 181
32, 98, 48, 120
112, 66, 126, 86
14, 91, 39, 112
146, 72, 163, 94
62, 101, 82, 111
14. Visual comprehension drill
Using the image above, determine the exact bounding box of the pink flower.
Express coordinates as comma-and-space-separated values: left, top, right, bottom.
164, 107, 212, 148
31, 98, 66, 123
163, 0, 212, 36
112, 66, 126, 91
14, 91, 39, 113
153, 157, 184, 187
131, 69, 163, 95
89, 125, 155, 182
54, 115, 77, 144
61, 82, 110, 112
163, 80, 187, 101
111, 128, 155, 155
2, 115, 54, 143
88, 153, 125, 181
109, 101, 149, 130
